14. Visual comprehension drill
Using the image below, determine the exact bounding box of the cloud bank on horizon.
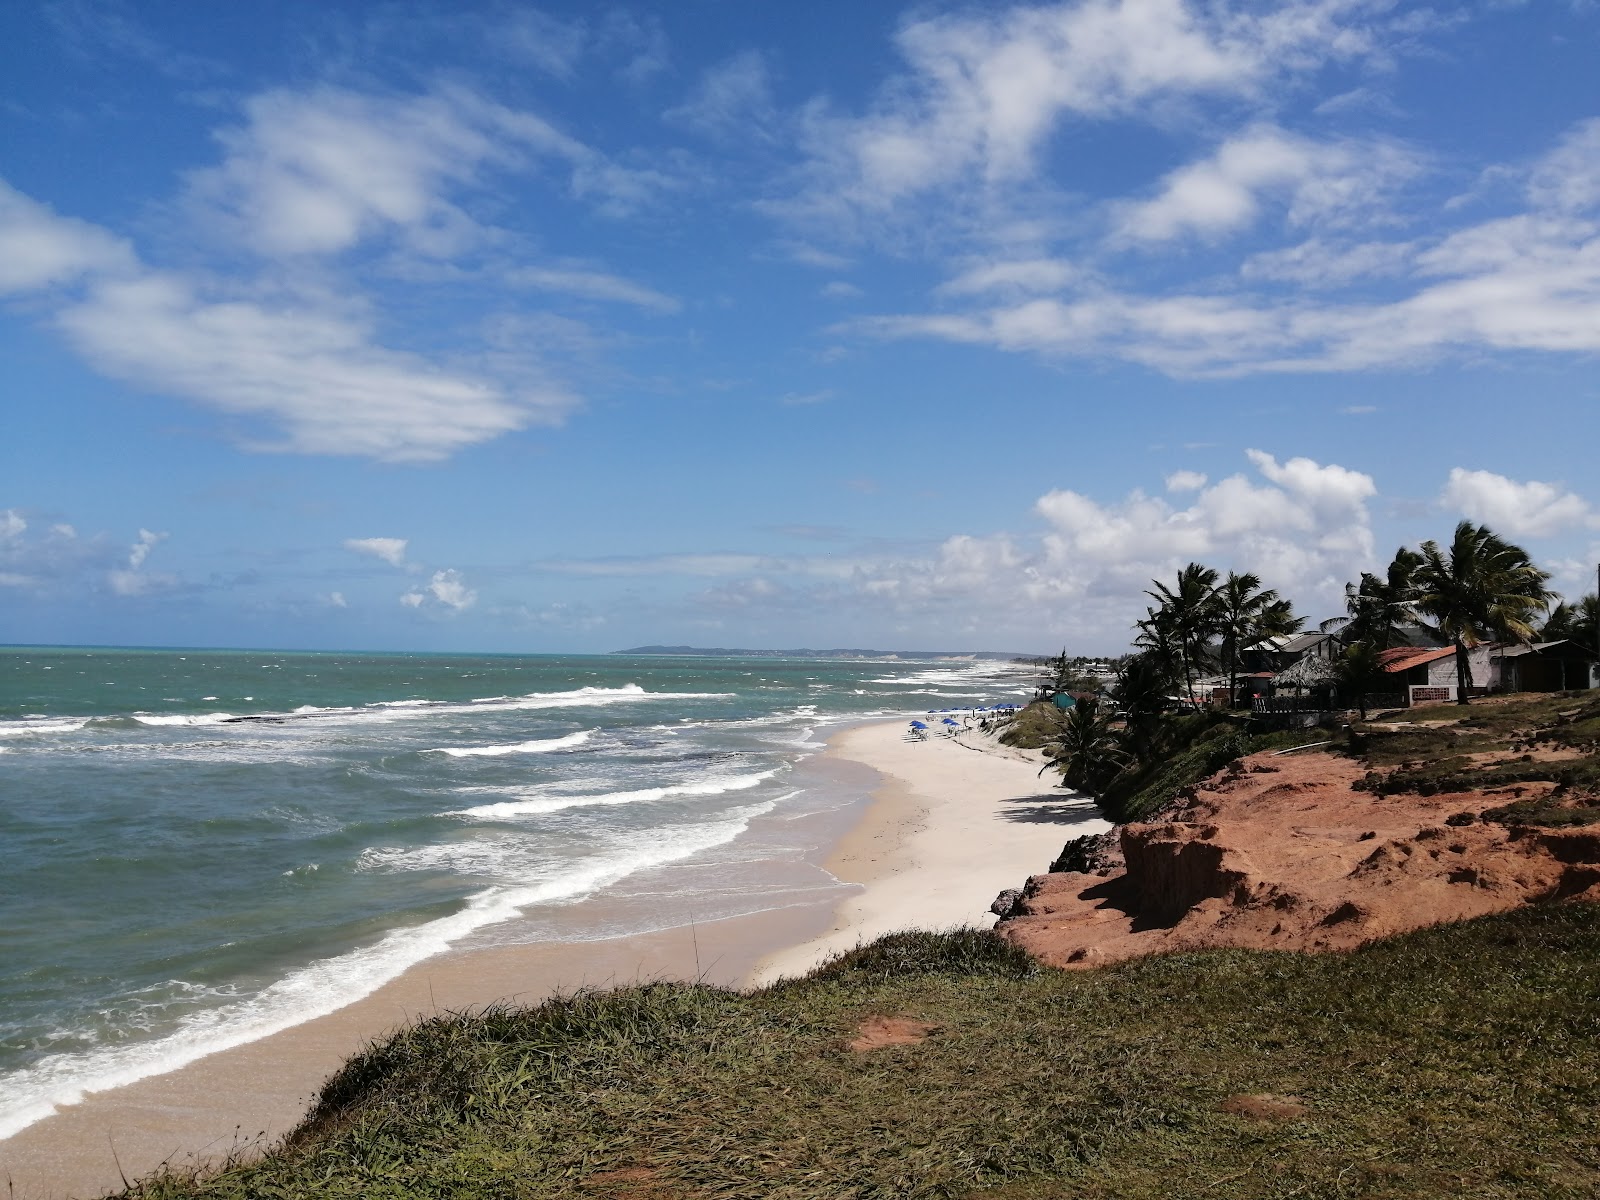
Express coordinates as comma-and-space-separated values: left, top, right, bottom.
2, 0, 1597, 653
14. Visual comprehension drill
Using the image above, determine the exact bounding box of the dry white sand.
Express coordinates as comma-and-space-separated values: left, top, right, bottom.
753, 720, 1111, 983
0, 716, 1108, 1199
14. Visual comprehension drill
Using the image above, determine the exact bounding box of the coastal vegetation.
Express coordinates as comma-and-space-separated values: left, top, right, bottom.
120, 906, 1600, 1199
1032, 520, 1594, 817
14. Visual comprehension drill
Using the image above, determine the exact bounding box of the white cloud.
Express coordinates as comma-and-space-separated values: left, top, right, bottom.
344, 537, 409, 567
398, 569, 477, 611
108, 528, 175, 596
781, 0, 1384, 226
0, 512, 113, 592
1439, 468, 1596, 538
1241, 237, 1416, 287
56, 273, 560, 461
938, 258, 1081, 296
127, 528, 166, 569
183, 87, 585, 258
654, 451, 1381, 647
665, 50, 777, 141
510, 266, 680, 312
1527, 117, 1600, 215
1164, 469, 1208, 492
426, 568, 477, 611
0, 180, 136, 294
1113, 125, 1419, 244
821, 281, 863, 299
853, 195, 1600, 376
329, 591, 347, 608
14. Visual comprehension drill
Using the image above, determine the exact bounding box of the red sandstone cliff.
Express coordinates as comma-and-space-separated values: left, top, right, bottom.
998, 744, 1600, 968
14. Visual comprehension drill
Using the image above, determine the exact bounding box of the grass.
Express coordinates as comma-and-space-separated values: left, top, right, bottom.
996, 702, 1067, 751
1348, 692, 1600, 824
118, 910, 1600, 1199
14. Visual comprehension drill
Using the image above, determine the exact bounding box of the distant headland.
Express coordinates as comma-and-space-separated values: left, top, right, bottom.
612, 645, 1033, 660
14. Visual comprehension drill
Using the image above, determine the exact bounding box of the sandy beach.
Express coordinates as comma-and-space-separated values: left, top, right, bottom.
752, 720, 1110, 983
0, 718, 1106, 1200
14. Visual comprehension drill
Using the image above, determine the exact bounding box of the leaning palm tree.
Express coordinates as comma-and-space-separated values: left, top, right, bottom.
1215, 571, 1304, 708
1144, 563, 1223, 709
1412, 522, 1555, 705
1133, 605, 1182, 693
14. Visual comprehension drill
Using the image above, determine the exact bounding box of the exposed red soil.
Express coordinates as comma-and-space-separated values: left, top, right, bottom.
998, 748, 1600, 969
849, 1016, 940, 1051
1218, 1093, 1309, 1122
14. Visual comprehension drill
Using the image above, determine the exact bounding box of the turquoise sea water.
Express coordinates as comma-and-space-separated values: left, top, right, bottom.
0, 646, 1032, 1138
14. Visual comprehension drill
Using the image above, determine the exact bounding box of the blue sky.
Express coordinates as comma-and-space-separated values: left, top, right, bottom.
2, 0, 1598, 654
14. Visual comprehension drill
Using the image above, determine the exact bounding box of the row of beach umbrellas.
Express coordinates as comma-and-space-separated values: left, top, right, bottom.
909, 703, 1019, 732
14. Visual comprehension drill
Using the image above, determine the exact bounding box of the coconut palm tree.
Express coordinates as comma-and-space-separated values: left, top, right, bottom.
1541, 593, 1599, 652
1342, 546, 1423, 650
1412, 522, 1555, 705
1111, 652, 1173, 760
1039, 697, 1129, 792
1215, 571, 1304, 708
1143, 563, 1223, 709
1334, 640, 1388, 720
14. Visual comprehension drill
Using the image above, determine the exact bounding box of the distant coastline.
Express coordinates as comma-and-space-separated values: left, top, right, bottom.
613, 645, 1036, 660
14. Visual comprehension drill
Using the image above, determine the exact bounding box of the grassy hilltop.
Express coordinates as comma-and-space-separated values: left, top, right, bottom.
124, 907, 1600, 1199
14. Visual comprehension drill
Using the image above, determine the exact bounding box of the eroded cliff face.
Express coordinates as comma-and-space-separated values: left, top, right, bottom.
998, 745, 1600, 969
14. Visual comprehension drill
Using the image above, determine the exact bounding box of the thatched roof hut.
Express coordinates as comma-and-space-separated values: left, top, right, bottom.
1274, 655, 1339, 690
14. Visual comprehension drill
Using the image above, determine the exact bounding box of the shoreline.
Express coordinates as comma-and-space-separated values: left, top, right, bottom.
752, 720, 1109, 983
0, 715, 1102, 1200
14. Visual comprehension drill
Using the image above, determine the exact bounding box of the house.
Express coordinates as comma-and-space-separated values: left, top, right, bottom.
1491, 641, 1599, 692
1241, 629, 1345, 674
1378, 644, 1498, 705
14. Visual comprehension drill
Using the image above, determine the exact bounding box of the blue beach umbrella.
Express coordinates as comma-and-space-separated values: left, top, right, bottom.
909, 720, 928, 729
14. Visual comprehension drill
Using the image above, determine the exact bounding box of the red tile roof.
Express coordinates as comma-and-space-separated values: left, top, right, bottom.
1377, 646, 1456, 673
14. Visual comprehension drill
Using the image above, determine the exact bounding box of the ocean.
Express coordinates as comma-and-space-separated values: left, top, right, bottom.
0, 646, 1033, 1140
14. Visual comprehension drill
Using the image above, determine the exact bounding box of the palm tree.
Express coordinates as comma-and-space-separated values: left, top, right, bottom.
1342, 546, 1423, 650
1215, 571, 1304, 708
1111, 652, 1173, 760
1143, 563, 1222, 709
1040, 698, 1129, 793
1412, 522, 1555, 705
1334, 640, 1387, 720
1541, 593, 1599, 651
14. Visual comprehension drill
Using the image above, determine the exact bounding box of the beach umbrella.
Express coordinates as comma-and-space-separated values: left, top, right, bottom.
942, 718, 959, 726
909, 720, 927, 728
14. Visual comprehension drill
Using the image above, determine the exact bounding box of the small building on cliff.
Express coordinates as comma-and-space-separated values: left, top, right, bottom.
1491, 640, 1599, 692
1377, 644, 1497, 705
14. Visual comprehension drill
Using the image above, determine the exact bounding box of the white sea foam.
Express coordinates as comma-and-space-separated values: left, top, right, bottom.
426, 730, 595, 758
449, 768, 782, 819
0, 718, 90, 737
130, 713, 237, 727
0, 802, 774, 1142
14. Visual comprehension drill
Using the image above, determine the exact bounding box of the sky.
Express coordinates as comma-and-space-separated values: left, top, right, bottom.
2, 0, 1598, 656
